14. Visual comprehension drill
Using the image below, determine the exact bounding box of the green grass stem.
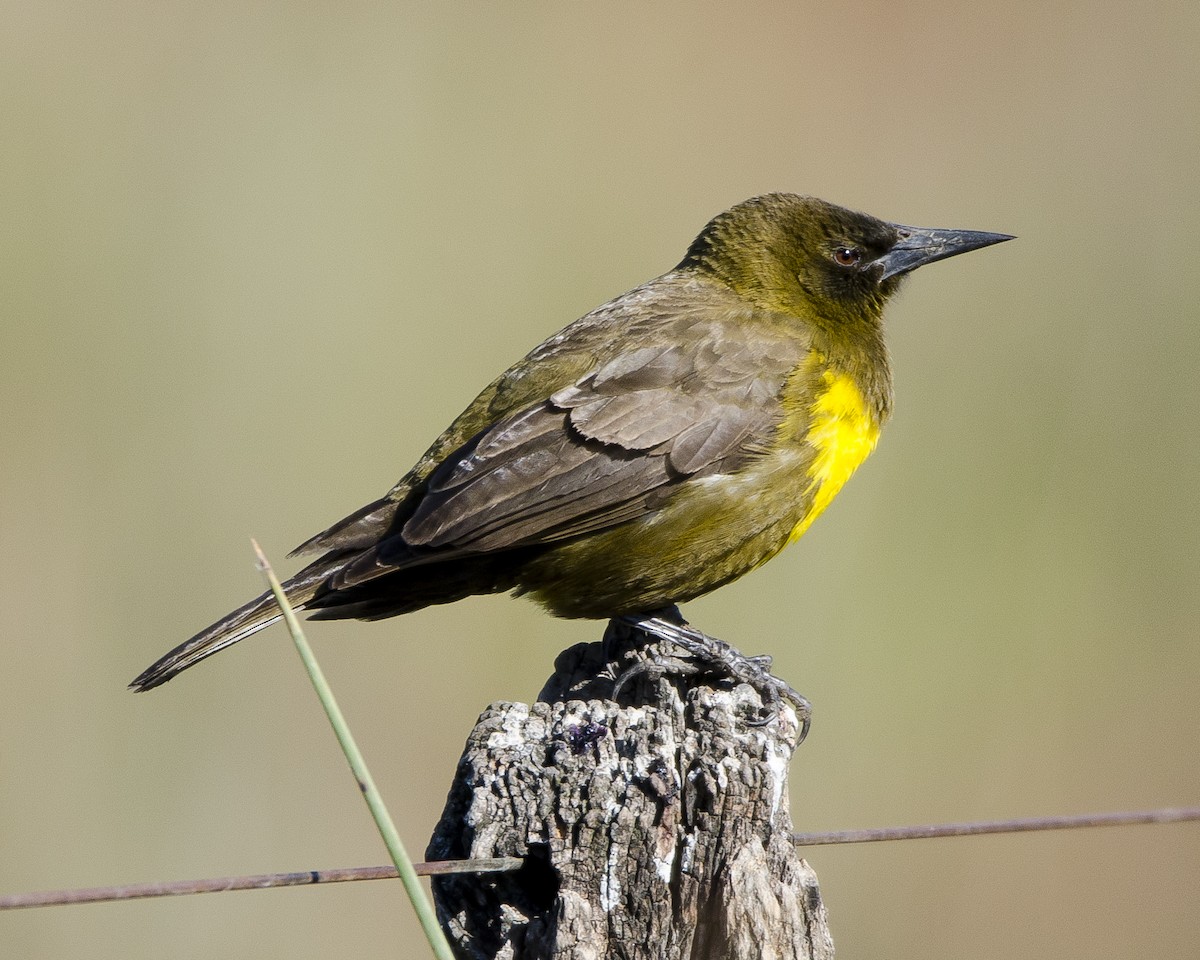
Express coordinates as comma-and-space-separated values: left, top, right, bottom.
253, 540, 455, 960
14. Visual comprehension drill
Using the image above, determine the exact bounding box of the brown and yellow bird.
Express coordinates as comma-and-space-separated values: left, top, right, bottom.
132, 194, 1010, 692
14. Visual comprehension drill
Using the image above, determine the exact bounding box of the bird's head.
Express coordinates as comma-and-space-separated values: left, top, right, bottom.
679, 193, 1012, 331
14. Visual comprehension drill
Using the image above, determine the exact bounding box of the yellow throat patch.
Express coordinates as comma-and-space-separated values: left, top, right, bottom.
788, 368, 881, 543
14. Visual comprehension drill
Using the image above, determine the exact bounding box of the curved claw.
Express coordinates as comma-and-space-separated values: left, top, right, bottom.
792, 693, 813, 744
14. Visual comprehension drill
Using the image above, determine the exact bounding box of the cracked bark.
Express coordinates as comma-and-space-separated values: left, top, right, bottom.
427, 621, 834, 960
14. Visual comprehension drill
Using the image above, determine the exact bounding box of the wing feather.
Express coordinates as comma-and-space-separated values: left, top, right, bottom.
386, 319, 806, 559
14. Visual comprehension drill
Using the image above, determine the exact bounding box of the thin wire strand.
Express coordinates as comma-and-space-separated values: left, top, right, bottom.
3, 806, 1196, 911
792, 806, 1200, 846
0, 858, 523, 911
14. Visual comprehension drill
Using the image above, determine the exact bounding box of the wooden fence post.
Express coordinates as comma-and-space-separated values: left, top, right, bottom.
428, 621, 833, 960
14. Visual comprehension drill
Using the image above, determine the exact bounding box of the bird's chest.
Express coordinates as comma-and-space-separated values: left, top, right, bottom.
779, 361, 883, 544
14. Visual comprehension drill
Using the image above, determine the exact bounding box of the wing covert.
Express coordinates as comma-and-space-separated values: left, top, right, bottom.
394, 321, 804, 557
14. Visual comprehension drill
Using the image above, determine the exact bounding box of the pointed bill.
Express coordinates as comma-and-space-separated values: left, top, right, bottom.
877, 225, 1014, 280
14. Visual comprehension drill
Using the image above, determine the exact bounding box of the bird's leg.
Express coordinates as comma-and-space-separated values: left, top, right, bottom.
611, 607, 812, 741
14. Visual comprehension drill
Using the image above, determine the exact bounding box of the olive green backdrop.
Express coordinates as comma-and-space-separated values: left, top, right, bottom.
3, 3, 1198, 958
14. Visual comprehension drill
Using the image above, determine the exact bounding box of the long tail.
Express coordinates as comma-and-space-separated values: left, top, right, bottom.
129, 563, 334, 692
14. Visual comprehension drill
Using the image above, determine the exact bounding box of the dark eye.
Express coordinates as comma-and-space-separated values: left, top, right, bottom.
833, 246, 861, 267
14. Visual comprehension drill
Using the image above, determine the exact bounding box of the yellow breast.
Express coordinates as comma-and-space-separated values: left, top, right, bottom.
787, 368, 881, 544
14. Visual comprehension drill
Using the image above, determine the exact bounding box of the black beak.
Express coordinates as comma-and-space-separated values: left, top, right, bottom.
876, 224, 1014, 281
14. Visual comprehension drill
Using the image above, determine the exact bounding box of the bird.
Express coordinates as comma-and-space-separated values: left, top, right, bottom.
131, 194, 1011, 692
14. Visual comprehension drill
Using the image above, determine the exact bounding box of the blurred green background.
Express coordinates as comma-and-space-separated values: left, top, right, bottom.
3, 2, 1198, 958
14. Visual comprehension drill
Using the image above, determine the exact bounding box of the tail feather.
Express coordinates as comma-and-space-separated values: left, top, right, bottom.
130, 565, 330, 692
131, 533, 516, 691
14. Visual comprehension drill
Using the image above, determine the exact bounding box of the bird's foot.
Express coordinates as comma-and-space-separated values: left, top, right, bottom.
610, 609, 811, 741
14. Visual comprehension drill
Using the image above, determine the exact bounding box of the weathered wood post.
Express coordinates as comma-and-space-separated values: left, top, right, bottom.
428, 621, 833, 960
